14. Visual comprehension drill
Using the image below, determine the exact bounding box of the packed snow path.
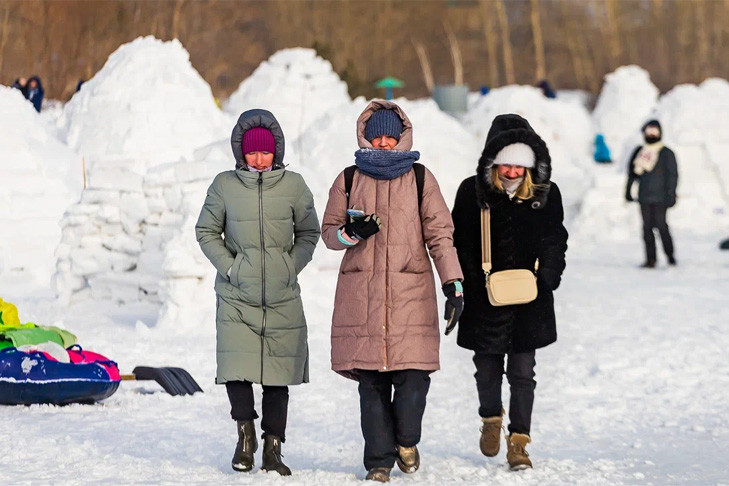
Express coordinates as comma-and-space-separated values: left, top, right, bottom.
2, 223, 727, 485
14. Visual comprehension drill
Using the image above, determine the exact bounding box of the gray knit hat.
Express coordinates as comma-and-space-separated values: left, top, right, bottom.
364, 109, 403, 141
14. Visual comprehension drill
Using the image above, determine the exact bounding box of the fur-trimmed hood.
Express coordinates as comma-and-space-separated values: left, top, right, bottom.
356, 100, 414, 150
476, 114, 552, 209
231, 109, 286, 170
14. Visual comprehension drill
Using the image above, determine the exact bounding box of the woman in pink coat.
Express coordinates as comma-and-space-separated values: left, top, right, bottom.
322, 100, 464, 482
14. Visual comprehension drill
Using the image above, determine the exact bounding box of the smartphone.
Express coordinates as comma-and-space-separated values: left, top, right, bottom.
346, 208, 366, 219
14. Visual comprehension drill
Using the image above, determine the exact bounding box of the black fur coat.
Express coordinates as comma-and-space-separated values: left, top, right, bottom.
452, 114, 568, 354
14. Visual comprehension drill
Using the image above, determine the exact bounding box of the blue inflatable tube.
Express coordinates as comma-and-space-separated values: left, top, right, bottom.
0, 348, 120, 405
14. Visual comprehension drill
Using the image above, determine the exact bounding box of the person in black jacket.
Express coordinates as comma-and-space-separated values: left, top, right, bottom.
625, 119, 678, 268
451, 114, 567, 471
24, 76, 44, 112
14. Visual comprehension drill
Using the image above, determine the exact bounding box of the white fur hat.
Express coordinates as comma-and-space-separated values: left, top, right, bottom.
492, 142, 535, 169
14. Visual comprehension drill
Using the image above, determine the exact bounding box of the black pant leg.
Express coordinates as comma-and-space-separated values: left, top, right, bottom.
506, 351, 537, 435
641, 204, 657, 263
654, 204, 674, 258
358, 370, 397, 470
473, 352, 506, 418
225, 380, 258, 422
391, 370, 431, 448
261, 385, 289, 442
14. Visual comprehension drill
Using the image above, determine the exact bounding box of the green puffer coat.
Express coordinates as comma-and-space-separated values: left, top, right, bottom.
195, 109, 320, 386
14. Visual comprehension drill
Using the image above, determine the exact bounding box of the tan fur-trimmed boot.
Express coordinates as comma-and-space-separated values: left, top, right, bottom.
479, 409, 504, 457
506, 433, 533, 470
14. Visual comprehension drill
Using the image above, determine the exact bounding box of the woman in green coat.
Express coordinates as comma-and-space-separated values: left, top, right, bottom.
195, 109, 320, 475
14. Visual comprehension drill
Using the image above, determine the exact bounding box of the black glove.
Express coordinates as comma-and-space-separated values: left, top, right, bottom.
668, 196, 676, 208
343, 214, 381, 240
442, 282, 464, 336
625, 192, 634, 202
538, 268, 562, 291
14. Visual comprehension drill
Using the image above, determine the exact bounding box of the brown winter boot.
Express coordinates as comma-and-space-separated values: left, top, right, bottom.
231, 420, 257, 472
479, 409, 504, 457
396, 445, 419, 473
261, 435, 292, 476
365, 467, 392, 482
506, 433, 533, 470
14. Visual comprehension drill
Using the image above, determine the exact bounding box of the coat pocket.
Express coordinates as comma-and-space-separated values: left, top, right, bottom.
282, 251, 296, 288
229, 253, 243, 287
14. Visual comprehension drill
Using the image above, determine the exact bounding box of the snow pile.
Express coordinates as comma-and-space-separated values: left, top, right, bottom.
592, 66, 659, 166
59, 36, 230, 172
53, 37, 231, 302
0, 86, 82, 280
462, 85, 594, 214
224, 48, 351, 161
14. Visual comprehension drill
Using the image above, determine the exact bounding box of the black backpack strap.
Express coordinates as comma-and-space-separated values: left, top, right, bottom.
344, 165, 357, 206
413, 162, 425, 212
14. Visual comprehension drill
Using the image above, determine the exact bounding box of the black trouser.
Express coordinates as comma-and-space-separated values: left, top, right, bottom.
641, 203, 674, 263
357, 369, 431, 470
225, 380, 289, 441
473, 351, 536, 435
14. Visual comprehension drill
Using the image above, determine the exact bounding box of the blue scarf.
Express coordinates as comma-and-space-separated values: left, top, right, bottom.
354, 148, 421, 180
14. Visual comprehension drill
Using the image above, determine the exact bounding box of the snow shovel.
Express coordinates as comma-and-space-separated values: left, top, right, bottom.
120, 366, 203, 396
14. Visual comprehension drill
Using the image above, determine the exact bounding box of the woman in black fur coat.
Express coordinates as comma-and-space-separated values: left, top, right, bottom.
451, 114, 568, 470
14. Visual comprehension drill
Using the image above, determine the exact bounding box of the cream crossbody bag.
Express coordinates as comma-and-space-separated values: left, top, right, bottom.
481, 207, 538, 306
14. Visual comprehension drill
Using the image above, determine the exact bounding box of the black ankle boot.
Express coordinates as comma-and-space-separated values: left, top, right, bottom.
261, 435, 291, 476
640, 260, 656, 268
232, 420, 257, 472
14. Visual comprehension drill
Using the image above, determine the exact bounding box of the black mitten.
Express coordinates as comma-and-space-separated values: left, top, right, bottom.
442, 282, 464, 336
538, 268, 562, 291
343, 214, 381, 240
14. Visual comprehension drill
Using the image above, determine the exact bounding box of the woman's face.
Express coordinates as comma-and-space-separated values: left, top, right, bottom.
371, 136, 398, 150
244, 151, 274, 170
496, 164, 526, 179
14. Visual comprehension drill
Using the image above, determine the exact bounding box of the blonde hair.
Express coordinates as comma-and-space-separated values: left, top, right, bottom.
491, 168, 535, 201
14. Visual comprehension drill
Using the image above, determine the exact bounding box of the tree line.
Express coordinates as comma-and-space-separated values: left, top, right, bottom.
2, 0, 728, 101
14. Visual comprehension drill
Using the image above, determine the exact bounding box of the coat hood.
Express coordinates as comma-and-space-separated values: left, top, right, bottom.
356, 100, 414, 151
231, 109, 286, 170
27, 76, 44, 91
476, 114, 552, 209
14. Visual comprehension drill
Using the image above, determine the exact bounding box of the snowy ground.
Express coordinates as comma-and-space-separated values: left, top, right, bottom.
2, 41, 729, 485
2, 196, 728, 485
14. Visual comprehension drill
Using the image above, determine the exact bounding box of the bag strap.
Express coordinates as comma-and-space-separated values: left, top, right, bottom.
481, 207, 492, 279
480, 206, 539, 278
345, 163, 425, 211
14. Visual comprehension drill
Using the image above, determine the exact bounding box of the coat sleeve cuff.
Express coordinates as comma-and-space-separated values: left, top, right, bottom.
337, 228, 358, 246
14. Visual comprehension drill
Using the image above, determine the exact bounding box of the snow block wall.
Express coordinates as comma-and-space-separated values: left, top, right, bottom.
0, 86, 83, 280
592, 66, 659, 167
53, 37, 231, 302
574, 76, 729, 243
224, 48, 351, 163
58, 36, 231, 172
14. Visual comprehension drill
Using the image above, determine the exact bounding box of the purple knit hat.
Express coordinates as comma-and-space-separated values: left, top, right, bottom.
241, 127, 276, 154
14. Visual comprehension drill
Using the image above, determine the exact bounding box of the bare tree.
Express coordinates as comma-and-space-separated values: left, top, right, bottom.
413, 40, 434, 93
495, 0, 515, 84
443, 21, 463, 86
530, 0, 546, 82
479, 0, 500, 88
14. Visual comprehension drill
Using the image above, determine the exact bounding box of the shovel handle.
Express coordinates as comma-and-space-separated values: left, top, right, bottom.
120, 374, 137, 381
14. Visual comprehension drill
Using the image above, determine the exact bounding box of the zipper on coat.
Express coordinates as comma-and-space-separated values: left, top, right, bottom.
382, 181, 390, 371
258, 173, 267, 384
